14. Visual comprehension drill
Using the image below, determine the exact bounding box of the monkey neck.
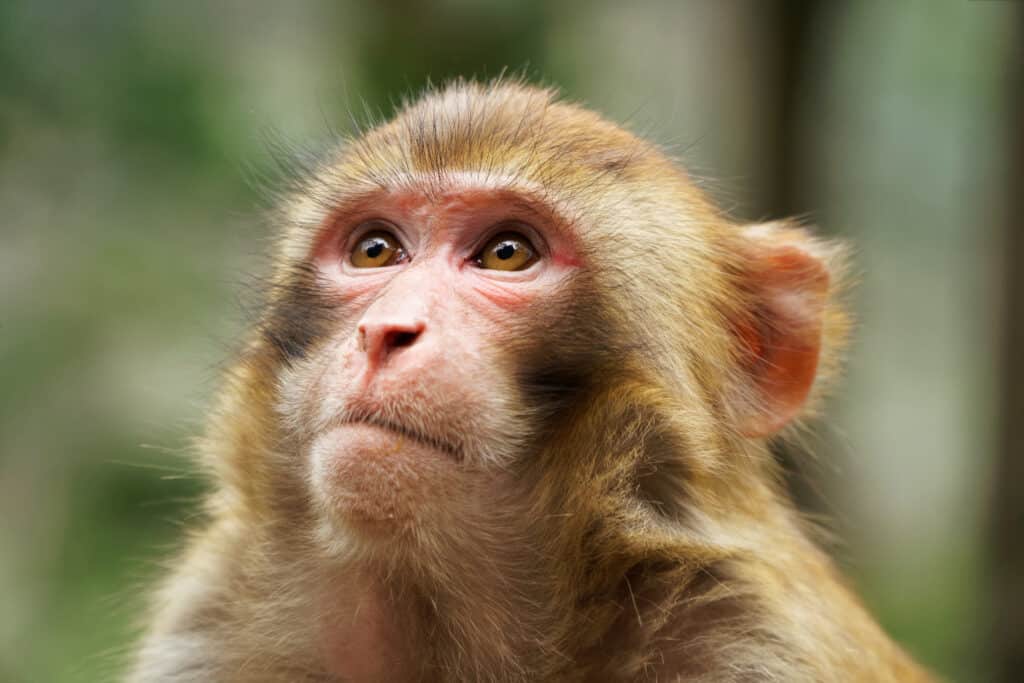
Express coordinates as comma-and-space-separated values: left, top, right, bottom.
313, 515, 591, 680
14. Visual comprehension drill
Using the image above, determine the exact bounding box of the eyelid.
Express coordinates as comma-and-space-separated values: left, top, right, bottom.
468, 220, 547, 261
344, 219, 411, 255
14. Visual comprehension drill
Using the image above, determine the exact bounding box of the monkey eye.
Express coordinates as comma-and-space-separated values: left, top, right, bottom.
474, 232, 538, 271
349, 227, 408, 268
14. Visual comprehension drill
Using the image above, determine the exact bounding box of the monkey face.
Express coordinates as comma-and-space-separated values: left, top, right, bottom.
272, 178, 583, 541
255, 83, 835, 557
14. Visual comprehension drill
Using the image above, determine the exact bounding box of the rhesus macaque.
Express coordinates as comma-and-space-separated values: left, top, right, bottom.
130, 80, 933, 682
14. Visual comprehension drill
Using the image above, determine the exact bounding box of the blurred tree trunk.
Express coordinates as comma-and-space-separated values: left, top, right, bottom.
991, 11, 1024, 682
761, 0, 819, 218
759, 0, 830, 516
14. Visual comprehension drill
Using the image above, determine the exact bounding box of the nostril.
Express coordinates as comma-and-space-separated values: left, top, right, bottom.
386, 330, 420, 349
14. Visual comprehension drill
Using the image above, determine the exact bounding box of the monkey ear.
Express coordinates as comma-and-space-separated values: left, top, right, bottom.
728, 223, 836, 438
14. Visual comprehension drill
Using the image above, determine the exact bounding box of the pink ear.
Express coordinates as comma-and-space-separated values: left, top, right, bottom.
732, 229, 830, 437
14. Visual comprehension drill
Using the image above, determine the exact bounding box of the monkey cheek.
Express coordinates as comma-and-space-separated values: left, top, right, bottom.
308, 424, 455, 533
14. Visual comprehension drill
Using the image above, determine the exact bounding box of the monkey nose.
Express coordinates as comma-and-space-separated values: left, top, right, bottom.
357, 320, 426, 367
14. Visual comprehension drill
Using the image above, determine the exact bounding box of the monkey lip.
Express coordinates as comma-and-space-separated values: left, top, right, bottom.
335, 415, 463, 461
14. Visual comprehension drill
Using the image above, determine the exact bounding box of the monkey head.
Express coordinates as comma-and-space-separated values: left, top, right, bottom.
216, 81, 845, 566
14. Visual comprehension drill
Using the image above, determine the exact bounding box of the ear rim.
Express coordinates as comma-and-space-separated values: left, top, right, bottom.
729, 225, 834, 438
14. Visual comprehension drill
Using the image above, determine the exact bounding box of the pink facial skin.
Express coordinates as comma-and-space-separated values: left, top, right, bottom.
289, 185, 581, 537
312, 187, 581, 318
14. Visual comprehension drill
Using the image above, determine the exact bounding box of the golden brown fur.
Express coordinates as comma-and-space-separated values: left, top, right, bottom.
130, 80, 932, 682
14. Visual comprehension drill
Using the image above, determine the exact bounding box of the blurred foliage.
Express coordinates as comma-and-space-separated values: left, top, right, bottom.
0, 1, 1017, 681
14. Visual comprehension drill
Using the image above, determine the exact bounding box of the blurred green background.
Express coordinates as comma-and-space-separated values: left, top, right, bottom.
2, 1, 1021, 681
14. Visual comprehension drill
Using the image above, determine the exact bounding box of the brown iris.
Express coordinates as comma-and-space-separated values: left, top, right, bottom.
350, 229, 407, 268
475, 232, 538, 271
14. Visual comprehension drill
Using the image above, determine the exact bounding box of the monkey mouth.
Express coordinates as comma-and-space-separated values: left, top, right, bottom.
335, 413, 463, 462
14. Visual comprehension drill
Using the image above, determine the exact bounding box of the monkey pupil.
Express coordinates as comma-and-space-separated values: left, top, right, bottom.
496, 242, 515, 260
366, 240, 385, 259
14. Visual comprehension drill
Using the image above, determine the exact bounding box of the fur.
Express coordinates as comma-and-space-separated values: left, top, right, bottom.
129, 79, 932, 682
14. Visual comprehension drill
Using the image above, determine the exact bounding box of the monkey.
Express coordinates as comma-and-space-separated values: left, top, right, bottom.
129, 80, 934, 682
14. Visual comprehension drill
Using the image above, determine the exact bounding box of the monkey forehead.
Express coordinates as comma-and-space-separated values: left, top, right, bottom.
282, 83, 687, 220
337, 170, 572, 231
357, 171, 563, 221
375, 81, 658, 177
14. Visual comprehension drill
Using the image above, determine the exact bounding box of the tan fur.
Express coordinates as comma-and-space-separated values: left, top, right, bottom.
130, 80, 933, 682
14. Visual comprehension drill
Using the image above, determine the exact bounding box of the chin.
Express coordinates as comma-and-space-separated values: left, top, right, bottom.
309, 423, 462, 539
